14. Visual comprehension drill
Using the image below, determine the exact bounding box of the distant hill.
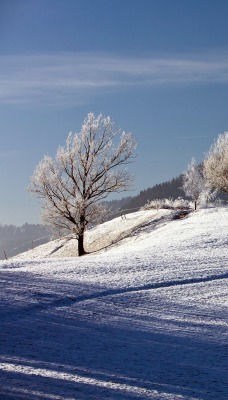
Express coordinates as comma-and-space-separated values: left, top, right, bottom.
105, 174, 227, 214
0, 224, 50, 260
102, 175, 184, 216
121, 175, 184, 212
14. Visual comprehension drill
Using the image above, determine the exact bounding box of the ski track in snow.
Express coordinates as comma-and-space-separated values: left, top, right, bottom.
0, 207, 227, 399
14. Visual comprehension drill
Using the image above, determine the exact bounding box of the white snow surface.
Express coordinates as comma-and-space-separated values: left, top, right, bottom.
0, 207, 227, 399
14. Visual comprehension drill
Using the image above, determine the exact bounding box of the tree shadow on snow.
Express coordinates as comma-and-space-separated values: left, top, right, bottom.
0, 271, 228, 400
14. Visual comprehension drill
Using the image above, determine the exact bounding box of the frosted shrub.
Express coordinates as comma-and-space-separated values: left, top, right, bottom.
198, 188, 218, 208
173, 197, 191, 209
141, 197, 191, 211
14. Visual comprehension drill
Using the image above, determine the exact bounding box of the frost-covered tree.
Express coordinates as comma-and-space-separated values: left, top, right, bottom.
203, 132, 228, 193
182, 158, 205, 210
28, 113, 136, 256
198, 187, 217, 208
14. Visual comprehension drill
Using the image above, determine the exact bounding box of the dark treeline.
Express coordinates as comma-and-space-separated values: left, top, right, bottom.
102, 196, 133, 216
105, 175, 227, 215
0, 224, 50, 260
104, 175, 184, 215
122, 176, 184, 212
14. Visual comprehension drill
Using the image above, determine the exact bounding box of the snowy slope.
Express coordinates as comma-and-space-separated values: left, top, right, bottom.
12, 209, 172, 259
0, 207, 227, 399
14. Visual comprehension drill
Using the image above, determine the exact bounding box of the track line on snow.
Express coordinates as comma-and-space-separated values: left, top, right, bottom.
1, 272, 227, 319
65, 272, 228, 304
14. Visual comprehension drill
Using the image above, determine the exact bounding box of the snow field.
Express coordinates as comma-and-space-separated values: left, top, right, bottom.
0, 207, 227, 399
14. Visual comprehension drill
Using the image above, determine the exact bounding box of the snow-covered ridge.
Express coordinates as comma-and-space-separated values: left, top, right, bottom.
11, 206, 227, 262
12, 208, 173, 260
3, 207, 228, 302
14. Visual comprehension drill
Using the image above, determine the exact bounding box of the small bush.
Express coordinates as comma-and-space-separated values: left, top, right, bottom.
141, 197, 192, 211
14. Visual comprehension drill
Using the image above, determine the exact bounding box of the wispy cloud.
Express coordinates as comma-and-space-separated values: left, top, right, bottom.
1, 51, 228, 107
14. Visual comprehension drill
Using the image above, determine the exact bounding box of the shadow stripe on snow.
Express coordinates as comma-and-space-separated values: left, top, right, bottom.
1, 272, 227, 318
65, 272, 228, 304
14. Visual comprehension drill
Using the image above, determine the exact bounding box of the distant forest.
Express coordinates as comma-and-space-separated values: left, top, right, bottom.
121, 175, 184, 212
104, 175, 184, 215
0, 224, 50, 260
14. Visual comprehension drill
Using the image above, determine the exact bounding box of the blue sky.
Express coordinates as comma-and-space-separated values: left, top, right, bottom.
1, 0, 228, 225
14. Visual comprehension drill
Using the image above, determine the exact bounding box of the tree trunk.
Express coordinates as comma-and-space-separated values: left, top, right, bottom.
78, 214, 86, 256
194, 200, 197, 210
78, 233, 86, 256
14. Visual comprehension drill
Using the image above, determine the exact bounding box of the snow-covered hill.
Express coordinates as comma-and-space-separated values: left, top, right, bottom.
0, 207, 227, 399
12, 209, 173, 259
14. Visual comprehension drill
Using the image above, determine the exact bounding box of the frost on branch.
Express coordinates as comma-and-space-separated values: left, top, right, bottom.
141, 197, 192, 211
28, 113, 137, 256
203, 132, 228, 193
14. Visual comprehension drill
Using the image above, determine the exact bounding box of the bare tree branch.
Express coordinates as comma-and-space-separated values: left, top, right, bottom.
28, 113, 137, 255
